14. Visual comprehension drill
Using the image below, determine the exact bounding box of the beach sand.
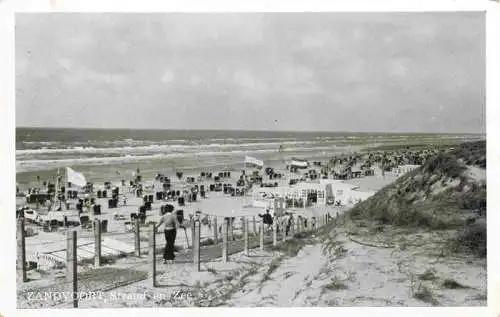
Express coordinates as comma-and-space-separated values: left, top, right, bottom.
17, 158, 485, 308
21, 228, 486, 308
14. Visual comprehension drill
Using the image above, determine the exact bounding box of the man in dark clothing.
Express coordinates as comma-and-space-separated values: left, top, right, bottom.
261, 209, 273, 232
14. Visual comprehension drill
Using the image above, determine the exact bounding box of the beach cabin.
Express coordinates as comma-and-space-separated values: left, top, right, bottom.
253, 182, 326, 207
391, 164, 421, 177
293, 182, 327, 205
350, 166, 363, 178
252, 178, 375, 209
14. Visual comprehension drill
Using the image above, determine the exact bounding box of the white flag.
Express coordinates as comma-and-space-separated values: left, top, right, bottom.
245, 156, 264, 168
66, 167, 87, 187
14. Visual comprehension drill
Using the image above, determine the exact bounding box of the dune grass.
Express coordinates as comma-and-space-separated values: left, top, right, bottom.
322, 276, 348, 292
413, 284, 439, 306
442, 278, 468, 289
418, 268, 438, 281
346, 140, 486, 258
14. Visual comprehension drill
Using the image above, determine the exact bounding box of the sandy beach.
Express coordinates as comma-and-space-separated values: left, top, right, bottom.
16, 135, 489, 309
16, 152, 402, 304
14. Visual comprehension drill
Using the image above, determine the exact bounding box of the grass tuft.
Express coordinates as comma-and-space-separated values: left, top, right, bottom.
322, 276, 348, 291
261, 257, 283, 283
442, 278, 468, 289
413, 284, 439, 306
418, 268, 438, 281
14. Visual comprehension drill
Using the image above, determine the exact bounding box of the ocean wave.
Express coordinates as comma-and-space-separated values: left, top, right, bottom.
17, 136, 362, 151
15, 146, 349, 173
22, 141, 61, 145
16, 140, 343, 157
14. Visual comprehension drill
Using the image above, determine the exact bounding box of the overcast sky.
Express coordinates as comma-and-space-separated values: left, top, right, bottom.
15, 13, 485, 133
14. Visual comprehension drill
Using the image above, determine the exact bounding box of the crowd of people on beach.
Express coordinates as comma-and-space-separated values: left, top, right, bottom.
16, 145, 445, 266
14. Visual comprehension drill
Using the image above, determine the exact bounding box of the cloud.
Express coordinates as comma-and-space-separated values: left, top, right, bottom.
161, 69, 175, 84
299, 31, 333, 49
57, 58, 74, 71
15, 13, 485, 133
61, 66, 128, 87
388, 58, 410, 78
188, 74, 204, 87
232, 70, 267, 92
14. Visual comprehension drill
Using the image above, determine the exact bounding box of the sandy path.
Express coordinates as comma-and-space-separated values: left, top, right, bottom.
224, 229, 486, 307
20, 225, 486, 308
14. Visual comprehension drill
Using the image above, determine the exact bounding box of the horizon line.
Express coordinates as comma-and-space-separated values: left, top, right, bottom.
15, 126, 485, 135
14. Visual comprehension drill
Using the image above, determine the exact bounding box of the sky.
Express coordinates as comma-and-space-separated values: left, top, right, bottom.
15, 12, 485, 133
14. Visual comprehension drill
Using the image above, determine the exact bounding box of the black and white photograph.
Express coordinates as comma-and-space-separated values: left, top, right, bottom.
6, 6, 492, 311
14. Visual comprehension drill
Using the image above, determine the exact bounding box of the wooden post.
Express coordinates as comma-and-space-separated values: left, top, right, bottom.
191, 219, 196, 249
66, 230, 78, 308
260, 219, 264, 252
272, 220, 277, 247
148, 223, 157, 287
297, 217, 301, 233
290, 217, 295, 237
94, 219, 101, 268
135, 217, 141, 257
213, 216, 218, 243
282, 218, 287, 242
229, 218, 234, 241
222, 218, 228, 263
244, 217, 249, 256
193, 220, 200, 272
17, 218, 27, 282
253, 216, 257, 235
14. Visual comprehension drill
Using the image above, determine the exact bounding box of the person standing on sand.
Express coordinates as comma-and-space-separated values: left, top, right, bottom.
260, 209, 273, 233
281, 213, 290, 236
156, 208, 183, 264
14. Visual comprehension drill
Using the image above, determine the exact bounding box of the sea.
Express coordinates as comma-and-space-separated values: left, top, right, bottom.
16, 127, 482, 187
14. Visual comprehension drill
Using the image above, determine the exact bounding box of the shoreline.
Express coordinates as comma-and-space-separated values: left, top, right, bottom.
16, 148, 362, 189
16, 135, 483, 186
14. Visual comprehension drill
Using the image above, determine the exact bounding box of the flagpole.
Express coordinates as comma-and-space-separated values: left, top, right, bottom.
243, 152, 247, 207
56, 167, 61, 210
